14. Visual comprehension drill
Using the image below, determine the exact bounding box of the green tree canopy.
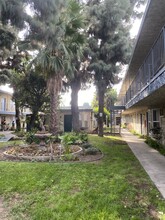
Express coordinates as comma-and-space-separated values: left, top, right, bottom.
86, 0, 146, 136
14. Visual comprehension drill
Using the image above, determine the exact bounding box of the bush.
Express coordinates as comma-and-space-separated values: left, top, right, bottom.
59, 132, 88, 146
84, 147, 100, 155
145, 137, 160, 149
81, 143, 93, 149
145, 136, 165, 156
60, 154, 79, 161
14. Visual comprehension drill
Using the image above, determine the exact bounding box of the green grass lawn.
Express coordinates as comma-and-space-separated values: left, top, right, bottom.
0, 140, 24, 148
0, 135, 165, 220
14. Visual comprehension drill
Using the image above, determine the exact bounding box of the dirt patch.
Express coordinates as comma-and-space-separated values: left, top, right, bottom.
0, 198, 10, 220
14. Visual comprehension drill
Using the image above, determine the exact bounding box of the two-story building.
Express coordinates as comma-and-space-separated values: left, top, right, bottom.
118, 0, 165, 145
0, 88, 31, 131
0, 88, 15, 130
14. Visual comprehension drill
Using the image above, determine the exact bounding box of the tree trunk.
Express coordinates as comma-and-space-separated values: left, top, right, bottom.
15, 100, 21, 131
48, 75, 61, 135
97, 80, 106, 137
71, 78, 81, 132
29, 111, 38, 131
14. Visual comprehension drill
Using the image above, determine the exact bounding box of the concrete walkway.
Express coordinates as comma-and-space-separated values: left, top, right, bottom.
121, 129, 165, 199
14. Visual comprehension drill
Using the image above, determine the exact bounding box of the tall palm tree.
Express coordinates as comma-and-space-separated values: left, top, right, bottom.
64, 0, 86, 132
28, 0, 85, 134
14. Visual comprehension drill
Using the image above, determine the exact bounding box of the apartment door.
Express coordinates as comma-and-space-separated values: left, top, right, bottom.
64, 115, 72, 132
140, 114, 142, 134
146, 112, 149, 135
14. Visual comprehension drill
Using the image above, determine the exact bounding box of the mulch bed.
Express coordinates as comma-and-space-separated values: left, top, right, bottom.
0, 145, 103, 163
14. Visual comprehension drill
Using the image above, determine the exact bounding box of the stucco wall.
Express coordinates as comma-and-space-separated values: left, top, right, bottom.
122, 110, 147, 135
59, 110, 95, 132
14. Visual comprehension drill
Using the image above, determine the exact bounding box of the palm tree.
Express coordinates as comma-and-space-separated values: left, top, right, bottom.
65, 1, 86, 132
28, 0, 85, 135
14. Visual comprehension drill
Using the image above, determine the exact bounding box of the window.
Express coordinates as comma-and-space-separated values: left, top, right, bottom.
10, 99, 15, 111
116, 117, 121, 125
1, 98, 6, 111
153, 109, 160, 128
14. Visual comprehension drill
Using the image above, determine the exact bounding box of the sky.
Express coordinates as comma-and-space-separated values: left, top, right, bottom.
0, 3, 146, 107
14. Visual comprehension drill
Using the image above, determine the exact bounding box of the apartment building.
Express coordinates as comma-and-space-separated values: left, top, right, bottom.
118, 0, 165, 145
0, 89, 15, 130
59, 105, 96, 132
0, 88, 31, 131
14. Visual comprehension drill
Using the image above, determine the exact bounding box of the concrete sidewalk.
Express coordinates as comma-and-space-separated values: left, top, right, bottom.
121, 129, 165, 199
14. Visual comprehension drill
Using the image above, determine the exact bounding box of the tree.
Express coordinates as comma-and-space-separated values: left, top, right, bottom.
0, 0, 28, 63
105, 88, 117, 111
92, 91, 112, 127
26, 0, 85, 134
0, 0, 30, 131
65, 1, 87, 132
17, 68, 49, 130
70, 61, 88, 132
22, 0, 66, 134
86, 0, 145, 136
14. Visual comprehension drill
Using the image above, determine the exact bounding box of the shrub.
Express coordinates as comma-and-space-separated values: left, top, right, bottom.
59, 132, 88, 146
60, 154, 79, 161
145, 137, 160, 149
145, 136, 165, 156
81, 143, 93, 149
25, 131, 40, 144
84, 147, 100, 155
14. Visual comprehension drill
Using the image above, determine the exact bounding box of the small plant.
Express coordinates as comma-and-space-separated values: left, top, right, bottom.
59, 132, 88, 155
149, 127, 162, 140
84, 147, 100, 155
121, 123, 127, 129
25, 130, 40, 144
139, 134, 147, 139
59, 132, 88, 146
145, 136, 165, 156
130, 129, 139, 136
60, 154, 79, 161
81, 143, 93, 149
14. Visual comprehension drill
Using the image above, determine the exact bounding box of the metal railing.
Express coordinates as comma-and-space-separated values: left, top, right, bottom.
124, 26, 165, 105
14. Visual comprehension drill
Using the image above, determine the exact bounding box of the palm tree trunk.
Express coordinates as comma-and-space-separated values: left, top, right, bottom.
48, 74, 61, 135
71, 78, 81, 132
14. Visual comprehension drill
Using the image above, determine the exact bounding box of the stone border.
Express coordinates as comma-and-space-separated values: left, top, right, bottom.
3, 146, 83, 162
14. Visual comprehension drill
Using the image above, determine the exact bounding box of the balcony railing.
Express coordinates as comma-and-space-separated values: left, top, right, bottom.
123, 26, 165, 106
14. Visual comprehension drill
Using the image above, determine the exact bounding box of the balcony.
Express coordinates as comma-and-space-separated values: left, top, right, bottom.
123, 27, 165, 109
